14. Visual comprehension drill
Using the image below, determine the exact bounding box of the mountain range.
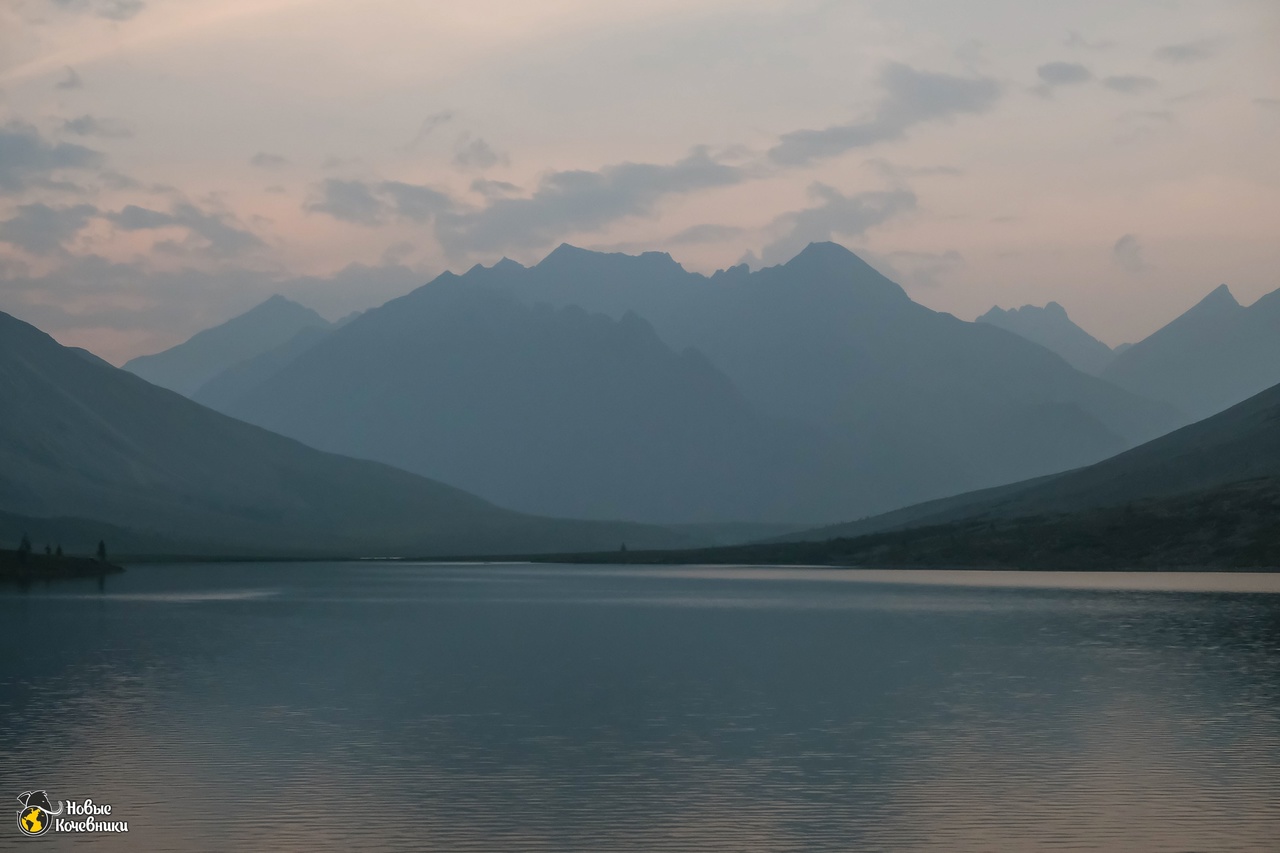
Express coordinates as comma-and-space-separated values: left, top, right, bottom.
175, 243, 1180, 524
0, 310, 688, 556
976, 301, 1115, 375
1102, 284, 1280, 422
123, 294, 334, 395
559, 377, 1280, 569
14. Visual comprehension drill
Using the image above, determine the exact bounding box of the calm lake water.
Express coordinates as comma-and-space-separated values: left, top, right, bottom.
2, 563, 1279, 852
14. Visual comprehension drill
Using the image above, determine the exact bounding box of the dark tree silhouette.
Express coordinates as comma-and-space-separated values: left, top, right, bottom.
55, 544, 63, 558
97, 540, 108, 562
17, 533, 31, 565
44, 544, 51, 556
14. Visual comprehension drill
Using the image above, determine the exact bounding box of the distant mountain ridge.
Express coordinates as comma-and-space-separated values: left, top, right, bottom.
123, 294, 332, 395
1102, 283, 1280, 422
572, 379, 1280, 569
0, 310, 689, 556
977, 302, 1114, 375
200, 242, 1182, 524
215, 281, 862, 524
783, 375, 1280, 542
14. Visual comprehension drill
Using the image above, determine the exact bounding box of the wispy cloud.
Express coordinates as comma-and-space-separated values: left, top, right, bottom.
249, 152, 289, 170
54, 66, 83, 90
1153, 39, 1217, 64
436, 147, 744, 256
61, 114, 132, 138
105, 202, 264, 256
0, 203, 99, 255
49, 0, 147, 22
1112, 233, 1146, 273
1102, 75, 1159, 94
0, 122, 103, 194
760, 184, 917, 265
306, 178, 454, 226
768, 63, 1001, 166
452, 135, 507, 170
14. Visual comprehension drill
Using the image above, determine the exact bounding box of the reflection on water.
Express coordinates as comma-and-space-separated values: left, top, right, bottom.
1, 563, 1278, 852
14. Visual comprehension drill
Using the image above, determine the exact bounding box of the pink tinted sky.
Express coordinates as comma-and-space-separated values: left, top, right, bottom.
1, 0, 1277, 363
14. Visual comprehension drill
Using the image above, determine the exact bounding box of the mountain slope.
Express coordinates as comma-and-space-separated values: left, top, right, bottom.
482, 243, 1181, 507
216, 281, 862, 524
0, 311, 687, 555
786, 377, 1280, 542
123, 295, 332, 395
562, 381, 1280, 569
192, 325, 332, 412
208, 243, 1182, 524
977, 302, 1114, 375
1102, 284, 1280, 421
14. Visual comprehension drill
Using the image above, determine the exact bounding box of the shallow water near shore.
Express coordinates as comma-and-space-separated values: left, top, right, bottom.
2, 562, 1279, 851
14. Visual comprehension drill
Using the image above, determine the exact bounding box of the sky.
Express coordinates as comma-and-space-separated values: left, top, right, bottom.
1, 0, 1277, 363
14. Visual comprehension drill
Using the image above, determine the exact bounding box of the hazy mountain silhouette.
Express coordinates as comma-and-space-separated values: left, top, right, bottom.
576, 380, 1280, 569
214, 281, 869, 523
0, 311, 689, 555
1102, 284, 1280, 422
977, 302, 1114, 375
204, 242, 1181, 523
193, 325, 332, 412
786, 376, 1280, 542
479, 243, 1179, 504
123, 294, 332, 395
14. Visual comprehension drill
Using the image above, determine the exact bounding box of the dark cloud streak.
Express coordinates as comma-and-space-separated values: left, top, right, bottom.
768, 63, 1001, 166
435, 147, 744, 256
760, 184, 917, 265
0, 203, 99, 256
0, 123, 103, 194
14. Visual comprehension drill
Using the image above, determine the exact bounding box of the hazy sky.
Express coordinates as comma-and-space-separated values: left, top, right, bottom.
1, 0, 1277, 362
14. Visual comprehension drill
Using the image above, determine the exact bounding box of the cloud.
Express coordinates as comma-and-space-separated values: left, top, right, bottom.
100, 170, 142, 190
1112, 234, 1145, 273
436, 146, 744, 256
49, 0, 146, 21
871, 249, 964, 288
0, 122, 103, 194
1102, 75, 1159, 94
0, 255, 425, 362
249, 152, 289, 170
759, 184, 917, 266
1064, 31, 1113, 51
1038, 62, 1092, 86
1255, 97, 1280, 112
1033, 62, 1093, 96
452, 135, 507, 170
0, 203, 98, 255
470, 178, 521, 198
61, 114, 132, 138
378, 181, 453, 222
55, 67, 83, 90
306, 179, 386, 225
306, 178, 454, 226
768, 63, 1001, 166
1154, 39, 1216, 64
105, 202, 264, 256
865, 159, 963, 183
667, 223, 744, 245
404, 110, 455, 152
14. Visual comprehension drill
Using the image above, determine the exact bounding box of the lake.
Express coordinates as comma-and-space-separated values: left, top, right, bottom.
2, 563, 1279, 851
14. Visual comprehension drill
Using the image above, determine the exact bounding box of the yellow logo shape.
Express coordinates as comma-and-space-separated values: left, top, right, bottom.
19, 807, 47, 836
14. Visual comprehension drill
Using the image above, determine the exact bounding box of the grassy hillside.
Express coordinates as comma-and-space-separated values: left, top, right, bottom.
534, 478, 1280, 570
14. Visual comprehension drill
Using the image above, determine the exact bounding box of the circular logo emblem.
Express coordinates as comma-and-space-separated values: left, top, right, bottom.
18, 806, 50, 837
